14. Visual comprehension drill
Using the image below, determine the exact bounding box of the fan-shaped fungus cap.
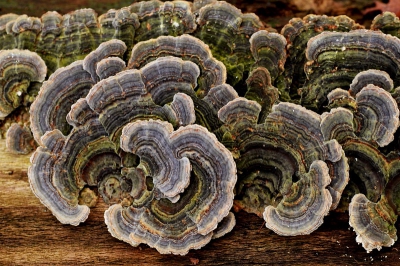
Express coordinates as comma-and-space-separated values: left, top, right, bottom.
355, 84, 399, 147
349, 69, 393, 95
249, 31, 287, 82
267, 103, 346, 211
85, 57, 201, 144
212, 212, 236, 239
371, 12, 400, 39
321, 107, 356, 147
82, 39, 127, 82
280, 14, 363, 99
194, 1, 264, 85
320, 100, 396, 210
95, 57, 126, 80
28, 129, 90, 226
30, 40, 126, 145
128, 34, 226, 97
349, 194, 397, 252
130, 0, 197, 42
326, 89, 357, 110
324, 83, 400, 147
245, 67, 280, 121
0, 49, 46, 120
103, 119, 236, 255
302, 29, 400, 111
219, 99, 348, 219
40, 11, 63, 36
121, 120, 191, 202
6, 123, 36, 154
6, 15, 41, 35
263, 160, 332, 236
28, 31, 237, 254
30, 60, 94, 144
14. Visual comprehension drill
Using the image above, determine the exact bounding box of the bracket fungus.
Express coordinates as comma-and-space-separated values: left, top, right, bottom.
281, 14, 363, 100
371, 12, 400, 39
0, 49, 46, 121
219, 98, 348, 234
263, 160, 332, 236
3, 0, 400, 255
29, 98, 237, 254
320, 75, 400, 251
128, 34, 226, 96
349, 194, 398, 252
301, 29, 400, 111
129, 0, 197, 43
28, 28, 239, 254
103, 119, 236, 255
30, 39, 127, 146
2, 1, 277, 146
195, 1, 265, 85
5, 123, 36, 154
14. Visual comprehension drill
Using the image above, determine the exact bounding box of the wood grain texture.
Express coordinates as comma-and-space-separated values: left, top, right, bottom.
0, 139, 399, 265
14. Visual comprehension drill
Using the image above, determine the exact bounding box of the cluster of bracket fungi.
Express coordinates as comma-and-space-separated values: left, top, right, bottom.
2, 0, 400, 255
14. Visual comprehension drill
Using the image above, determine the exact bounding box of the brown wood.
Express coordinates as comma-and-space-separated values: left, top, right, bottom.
0, 139, 399, 265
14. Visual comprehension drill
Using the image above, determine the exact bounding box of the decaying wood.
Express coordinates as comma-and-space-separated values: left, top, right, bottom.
0, 139, 399, 265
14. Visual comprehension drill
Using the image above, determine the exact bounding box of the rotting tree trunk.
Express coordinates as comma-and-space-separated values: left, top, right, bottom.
0, 139, 399, 265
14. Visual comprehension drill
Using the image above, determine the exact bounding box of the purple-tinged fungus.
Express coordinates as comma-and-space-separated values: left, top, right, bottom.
6, 123, 36, 154
349, 194, 397, 252
263, 160, 332, 236
103, 119, 236, 255
0, 49, 46, 120
302, 30, 400, 111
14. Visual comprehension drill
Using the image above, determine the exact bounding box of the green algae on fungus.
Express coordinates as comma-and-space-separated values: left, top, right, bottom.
195, 1, 265, 86
249, 31, 286, 84
219, 99, 348, 233
371, 12, 400, 39
280, 14, 363, 100
129, 0, 197, 43
349, 194, 398, 252
301, 29, 400, 112
30, 39, 126, 145
0, 0, 198, 75
0, 0, 274, 138
104, 120, 236, 255
320, 79, 400, 252
0, 49, 46, 120
5, 0, 400, 254
28, 31, 239, 254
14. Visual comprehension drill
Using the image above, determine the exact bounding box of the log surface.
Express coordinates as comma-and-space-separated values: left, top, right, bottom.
0, 139, 399, 265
